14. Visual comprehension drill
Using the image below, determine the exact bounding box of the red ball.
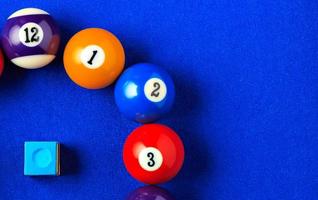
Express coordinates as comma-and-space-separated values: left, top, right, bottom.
123, 124, 184, 184
0, 49, 4, 76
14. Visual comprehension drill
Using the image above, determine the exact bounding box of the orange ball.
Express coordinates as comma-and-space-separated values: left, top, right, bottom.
63, 28, 125, 89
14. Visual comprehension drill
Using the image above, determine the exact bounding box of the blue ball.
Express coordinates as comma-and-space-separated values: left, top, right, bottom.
115, 63, 175, 123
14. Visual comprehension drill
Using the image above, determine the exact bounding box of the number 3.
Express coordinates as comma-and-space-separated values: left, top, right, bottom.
147, 152, 155, 167
138, 147, 163, 171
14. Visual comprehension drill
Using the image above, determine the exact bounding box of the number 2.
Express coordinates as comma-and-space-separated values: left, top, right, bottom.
24, 27, 39, 43
151, 82, 160, 97
147, 152, 155, 167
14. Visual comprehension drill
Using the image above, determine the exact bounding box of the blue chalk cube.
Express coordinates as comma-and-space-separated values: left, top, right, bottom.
24, 141, 60, 176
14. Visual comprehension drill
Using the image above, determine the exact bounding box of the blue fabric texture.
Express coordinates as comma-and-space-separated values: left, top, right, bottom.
0, 1, 316, 199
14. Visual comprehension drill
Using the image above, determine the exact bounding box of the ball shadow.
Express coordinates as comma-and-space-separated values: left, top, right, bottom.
120, 35, 150, 69
161, 67, 213, 200
0, 56, 26, 92
60, 144, 81, 176
44, 17, 81, 73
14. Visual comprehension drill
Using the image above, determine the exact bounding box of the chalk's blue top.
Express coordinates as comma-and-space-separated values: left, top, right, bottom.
24, 141, 59, 176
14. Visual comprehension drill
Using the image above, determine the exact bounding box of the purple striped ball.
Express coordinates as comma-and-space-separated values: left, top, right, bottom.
1, 8, 60, 69
127, 186, 175, 200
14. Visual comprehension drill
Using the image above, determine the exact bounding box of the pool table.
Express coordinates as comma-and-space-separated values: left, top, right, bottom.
0, 1, 316, 199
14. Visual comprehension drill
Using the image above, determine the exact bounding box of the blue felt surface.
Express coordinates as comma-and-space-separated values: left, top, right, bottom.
0, 1, 317, 200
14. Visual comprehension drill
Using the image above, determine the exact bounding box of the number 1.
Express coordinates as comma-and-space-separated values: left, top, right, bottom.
88, 50, 98, 65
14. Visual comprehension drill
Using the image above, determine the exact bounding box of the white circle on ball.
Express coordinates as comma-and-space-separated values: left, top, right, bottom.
138, 147, 163, 172
144, 78, 167, 102
80, 45, 106, 69
19, 22, 44, 47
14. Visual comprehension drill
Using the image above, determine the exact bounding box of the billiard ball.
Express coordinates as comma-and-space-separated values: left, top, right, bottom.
0, 49, 4, 76
127, 186, 175, 200
123, 124, 184, 184
1, 8, 60, 69
63, 28, 125, 89
115, 63, 175, 123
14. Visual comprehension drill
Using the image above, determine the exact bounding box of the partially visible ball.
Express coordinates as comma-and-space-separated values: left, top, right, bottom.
64, 28, 125, 89
127, 186, 175, 200
1, 8, 60, 69
123, 124, 184, 184
115, 63, 175, 123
